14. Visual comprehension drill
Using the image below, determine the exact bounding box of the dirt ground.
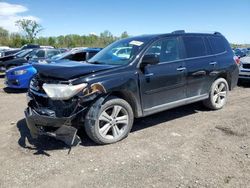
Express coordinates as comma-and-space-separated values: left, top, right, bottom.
0, 76, 249, 188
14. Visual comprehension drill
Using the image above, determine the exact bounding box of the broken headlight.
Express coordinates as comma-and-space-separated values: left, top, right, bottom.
42, 83, 87, 100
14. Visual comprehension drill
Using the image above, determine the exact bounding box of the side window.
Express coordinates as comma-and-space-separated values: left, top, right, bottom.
183, 36, 207, 58
70, 52, 86, 61
144, 37, 180, 63
46, 50, 60, 58
88, 52, 98, 59
34, 50, 45, 58
208, 36, 226, 54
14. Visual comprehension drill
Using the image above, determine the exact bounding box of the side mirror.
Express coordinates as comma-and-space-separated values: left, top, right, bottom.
141, 54, 159, 67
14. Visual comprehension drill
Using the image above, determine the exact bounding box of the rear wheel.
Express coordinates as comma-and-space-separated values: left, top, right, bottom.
203, 78, 229, 110
85, 97, 134, 144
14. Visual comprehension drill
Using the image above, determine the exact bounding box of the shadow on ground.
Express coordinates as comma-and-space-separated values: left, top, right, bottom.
3, 87, 27, 93
237, 80, 250, 88
17, 102, 206, 155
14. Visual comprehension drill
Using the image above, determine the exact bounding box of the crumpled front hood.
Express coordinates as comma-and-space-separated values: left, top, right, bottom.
33, 60, 115, 80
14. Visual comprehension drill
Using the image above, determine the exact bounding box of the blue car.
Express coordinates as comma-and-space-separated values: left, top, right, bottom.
5, 48, 102, 89
5, 64, 37, 89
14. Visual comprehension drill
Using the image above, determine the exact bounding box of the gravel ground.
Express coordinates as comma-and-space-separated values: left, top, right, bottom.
0, 77, 249, 188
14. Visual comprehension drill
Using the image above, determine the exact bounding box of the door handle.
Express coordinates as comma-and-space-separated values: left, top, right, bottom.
176, 67, 186, 71
145, 73, 154, 77
210, 62, 217, 65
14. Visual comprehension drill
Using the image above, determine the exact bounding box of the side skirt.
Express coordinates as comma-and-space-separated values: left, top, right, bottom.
142, 94, 209, 117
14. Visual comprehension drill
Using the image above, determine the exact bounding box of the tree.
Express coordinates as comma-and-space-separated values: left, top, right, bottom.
15, 19, 43, 43
121, 31, 129, 39
0, 27, 9, 46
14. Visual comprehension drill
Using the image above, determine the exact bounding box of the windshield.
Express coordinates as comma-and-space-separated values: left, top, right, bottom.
51, 52, 67, 60
50, 49, 77, 61
16, 49, 32, 58
87, 37, 150, 65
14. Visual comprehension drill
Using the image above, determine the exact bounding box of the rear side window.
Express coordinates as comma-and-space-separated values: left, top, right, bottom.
208, 36, 226, 54
183, 36, 207, 58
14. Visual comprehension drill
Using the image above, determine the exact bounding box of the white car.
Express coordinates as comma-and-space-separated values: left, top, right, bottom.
112, 47, 132, 59
239, 53, 250, 79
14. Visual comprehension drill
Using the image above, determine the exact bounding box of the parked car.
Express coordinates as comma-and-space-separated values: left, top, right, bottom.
49, 47, 102, 62
238, 52, 250, 80
5, 48, 101, 89
5, 64, 37, 89
25, 31, 239, 145
112, 47, 132, 59
1, 48, 61, 70
0, 49, 33, 72
234, 48, 248, 58
21, 44, 40, 50
0, 49, 21, 58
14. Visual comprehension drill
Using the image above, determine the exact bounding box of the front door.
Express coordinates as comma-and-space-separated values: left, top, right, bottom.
139, 37, 187, 112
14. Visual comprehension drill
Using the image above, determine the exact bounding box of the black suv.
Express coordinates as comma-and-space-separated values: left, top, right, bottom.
25, 31, 239, 145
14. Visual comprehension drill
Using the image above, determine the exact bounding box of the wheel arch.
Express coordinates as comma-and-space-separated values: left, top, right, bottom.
215, 72, 232, 90
107, 90, 142, 118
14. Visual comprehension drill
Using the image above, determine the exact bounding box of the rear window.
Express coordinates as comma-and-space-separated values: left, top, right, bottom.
208, 36, 226, 54
183, 36, 207, 58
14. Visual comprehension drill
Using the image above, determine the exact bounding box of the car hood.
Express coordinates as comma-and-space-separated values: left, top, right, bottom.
0, 54, 15, 63
6, 64, 32, 73
241, 57, 250, 64
33, 60, 116, 80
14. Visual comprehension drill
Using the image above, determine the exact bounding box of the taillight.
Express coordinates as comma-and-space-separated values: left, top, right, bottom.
234, 56, 240, 65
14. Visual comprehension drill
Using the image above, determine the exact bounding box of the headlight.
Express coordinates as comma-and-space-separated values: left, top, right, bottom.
13, 69, 27, 75
42, 83, 87, 100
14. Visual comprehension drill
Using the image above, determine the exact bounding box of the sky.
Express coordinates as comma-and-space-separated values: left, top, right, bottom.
0, 0, 249, 44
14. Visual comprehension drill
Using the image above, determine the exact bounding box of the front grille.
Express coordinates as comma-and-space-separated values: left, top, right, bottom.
242, 64, 250, 69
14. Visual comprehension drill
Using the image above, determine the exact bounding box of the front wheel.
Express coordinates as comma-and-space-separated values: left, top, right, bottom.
85, 97, 134, 144
203, 78, 229, 110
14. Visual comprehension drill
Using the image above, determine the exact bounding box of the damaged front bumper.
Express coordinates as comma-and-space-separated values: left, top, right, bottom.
25, 76, 107, 146
24, 106, 85, 146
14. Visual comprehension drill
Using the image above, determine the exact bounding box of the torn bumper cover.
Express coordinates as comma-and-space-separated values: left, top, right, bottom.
24, 107, 83, 146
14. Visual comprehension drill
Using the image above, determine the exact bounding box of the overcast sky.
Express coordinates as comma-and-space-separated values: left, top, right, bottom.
0, 0, 250, 44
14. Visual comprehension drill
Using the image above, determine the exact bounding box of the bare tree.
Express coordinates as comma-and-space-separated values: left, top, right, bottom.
15, 19, 43, 43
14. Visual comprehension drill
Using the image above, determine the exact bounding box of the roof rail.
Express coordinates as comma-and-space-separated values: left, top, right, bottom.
214, 31, 222, 35
172, 30, 185, 34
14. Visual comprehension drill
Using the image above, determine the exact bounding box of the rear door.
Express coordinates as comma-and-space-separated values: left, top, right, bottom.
182, 35, 216, 97
139, 36, 187, 111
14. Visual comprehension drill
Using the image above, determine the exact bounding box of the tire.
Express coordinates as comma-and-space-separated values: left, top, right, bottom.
84, 96, 134, 144
203, 78, 229, 110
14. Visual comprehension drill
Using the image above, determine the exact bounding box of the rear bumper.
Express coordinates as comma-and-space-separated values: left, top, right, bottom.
24, 107, 83, 145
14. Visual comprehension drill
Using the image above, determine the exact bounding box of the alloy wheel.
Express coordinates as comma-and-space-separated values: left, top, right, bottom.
98, 105, 129, 140
213, 82, 227, 107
